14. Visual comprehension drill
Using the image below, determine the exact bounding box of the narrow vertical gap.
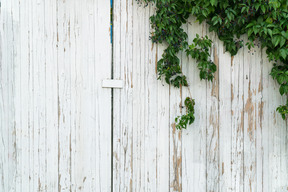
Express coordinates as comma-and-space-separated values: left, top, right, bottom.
110, 0, 114, 191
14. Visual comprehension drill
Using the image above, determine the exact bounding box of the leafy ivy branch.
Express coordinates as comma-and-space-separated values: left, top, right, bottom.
175, 97, 195, 130
137, 0, 288, 128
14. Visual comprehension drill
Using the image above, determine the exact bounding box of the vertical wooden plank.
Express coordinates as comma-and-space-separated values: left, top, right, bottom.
18, 0, 29, 191
169, 40, 183, 192
217, 39, 232, 192
156, 43, 170, 192
27, 0, 35, 189
143, 5, 158, 192
30, 1, 39, 190
69, 0, 95, 190
94, 1, 112, 190
31, 0, 47, 191
112, 0, 124, 190
44, 0, 59, 191
182, 18, 206, 192
206, 30, 219, 192
113, 0, 134, 191
68, 0, 79, 191
12, 0, 21, 191
0, 2, 6, 191
57, 1, 72, 190
261, 48, 270, 192
254, 42, 263, 192
11, 0, 21, 191
132, 2, 146, 190
0, 0, 17, 191
231, 39, 244, 192
243, 38, 257, 192
0, 4, 3, 191
169, 76, 182, 192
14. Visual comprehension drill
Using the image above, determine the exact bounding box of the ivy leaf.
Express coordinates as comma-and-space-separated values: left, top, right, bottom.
211, 16, 218, 25
248, 29, 253, 37
277, 75, 286, 84
280, 37, 286, 47
267, 29, 273, 37
280, 49, 287, 60
210, 0, 217, 6
280, 85, 285, 95
272, 36, 281, 47
281, 31, 288, 39
246, 23, 254, 29
261, 5, 266, 13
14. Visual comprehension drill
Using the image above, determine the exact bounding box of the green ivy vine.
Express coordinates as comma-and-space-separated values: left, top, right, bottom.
137, 0, 288, 129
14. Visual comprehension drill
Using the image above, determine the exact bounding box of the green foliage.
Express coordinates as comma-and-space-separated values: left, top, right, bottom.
175, 97, 195, 130
137, 0, 288, 128
186, 34, 216, 81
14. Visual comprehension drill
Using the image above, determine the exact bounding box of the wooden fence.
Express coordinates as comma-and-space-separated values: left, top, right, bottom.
0, 0, 287, 191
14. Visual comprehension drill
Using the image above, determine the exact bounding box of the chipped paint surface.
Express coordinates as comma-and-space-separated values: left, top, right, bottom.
1, 1, 288, 192
1, 0, 112, 191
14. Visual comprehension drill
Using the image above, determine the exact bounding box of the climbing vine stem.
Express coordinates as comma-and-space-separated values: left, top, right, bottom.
137, 0, 288, 128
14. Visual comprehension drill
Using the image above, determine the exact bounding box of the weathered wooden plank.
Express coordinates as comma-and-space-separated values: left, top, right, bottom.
32, 1, 47, 191
71, 1, 96, 190
57, 1, 73, 190
169, 82, 182, 192
254, 41, 263, 192
217, 38, 232, 192
95, 0, 112, 190
243, 37, 257, 192
113, 0, 134, 191
156, 43, 170, 192
169, 79, 182, 192
44, 0, 59, 191
69, 0, 83, 191
261, 48, 270, 192
206, 26, 220, 192
93, 0, 113, 191
112, 0, 126, 191
231, 38, 244, 192
143, 5, 158, 192
0, 3, 7, 191
0, 0, 17, 191
0, 7, 4, 190
11, 0, 22, 191
182, 17, 207, 192
132, 3, 147, 190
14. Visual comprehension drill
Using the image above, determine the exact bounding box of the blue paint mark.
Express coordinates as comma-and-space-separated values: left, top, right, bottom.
110, 0, 113, 44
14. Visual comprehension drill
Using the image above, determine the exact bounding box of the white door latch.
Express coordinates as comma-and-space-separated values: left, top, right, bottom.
102, 80, 123, 89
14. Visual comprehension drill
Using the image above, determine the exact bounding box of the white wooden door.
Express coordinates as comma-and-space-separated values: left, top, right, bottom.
112, 1, 288, 192
0, 0, 112, 191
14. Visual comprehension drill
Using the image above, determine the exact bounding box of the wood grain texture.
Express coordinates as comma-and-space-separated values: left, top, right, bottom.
0, 0, 112, 191
112, 2, 288, 192
1, 1, 288, 192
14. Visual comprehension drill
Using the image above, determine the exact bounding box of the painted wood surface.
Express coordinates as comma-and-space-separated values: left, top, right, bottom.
0, 1, 287, 191
112, 1, 288, 192
0, 0, 112, 191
